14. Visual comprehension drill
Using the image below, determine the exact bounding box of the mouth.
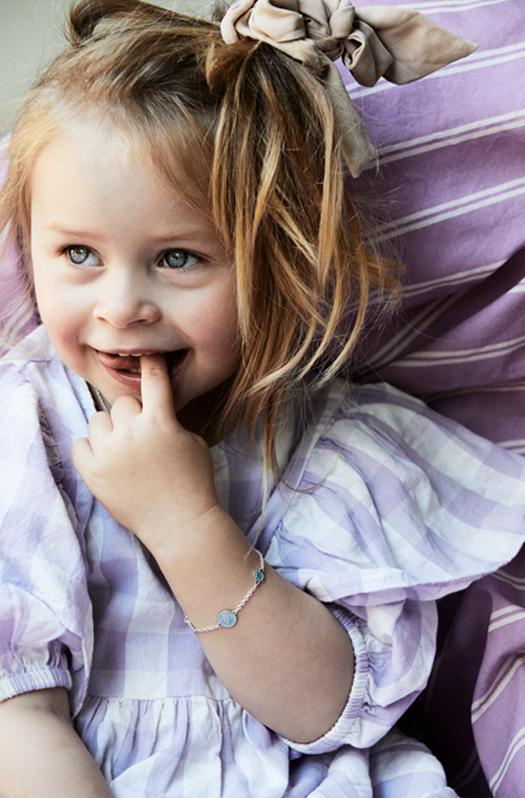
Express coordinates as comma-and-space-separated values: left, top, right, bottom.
94, 348, 188, 385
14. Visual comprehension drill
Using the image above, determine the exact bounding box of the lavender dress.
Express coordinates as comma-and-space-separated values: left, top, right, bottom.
2, 2, 524, 793
1, 326, 525, 797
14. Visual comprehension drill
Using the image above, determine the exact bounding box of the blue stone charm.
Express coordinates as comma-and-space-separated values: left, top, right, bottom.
217, 610, 237, 628
255, 569, 265, 584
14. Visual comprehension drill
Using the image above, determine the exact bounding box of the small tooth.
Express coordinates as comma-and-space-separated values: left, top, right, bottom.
113, 351, 159, 357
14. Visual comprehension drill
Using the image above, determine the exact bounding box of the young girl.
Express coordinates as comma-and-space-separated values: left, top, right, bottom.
0, 2, 524, 796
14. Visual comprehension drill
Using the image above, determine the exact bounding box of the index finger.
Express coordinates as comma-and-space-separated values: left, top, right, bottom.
140, 354, 176, 419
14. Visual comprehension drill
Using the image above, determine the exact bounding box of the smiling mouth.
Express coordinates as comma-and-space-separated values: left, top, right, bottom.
95, 349, 188, 376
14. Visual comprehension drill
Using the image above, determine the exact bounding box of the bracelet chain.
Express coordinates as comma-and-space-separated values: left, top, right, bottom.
184, 549, 266, 633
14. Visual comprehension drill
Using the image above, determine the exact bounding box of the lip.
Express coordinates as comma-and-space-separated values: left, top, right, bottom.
93, 347, 189, 390
94, 347, 175, 356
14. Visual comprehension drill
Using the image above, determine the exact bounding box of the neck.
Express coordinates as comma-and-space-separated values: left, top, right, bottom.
177, 379, 233, 443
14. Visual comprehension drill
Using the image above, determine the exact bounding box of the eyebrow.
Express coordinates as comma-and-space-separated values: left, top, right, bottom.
45, 224, 212, 243
45, 225, 107, 242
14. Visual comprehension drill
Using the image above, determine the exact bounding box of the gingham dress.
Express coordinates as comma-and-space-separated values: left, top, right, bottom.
1, 326, 525, 797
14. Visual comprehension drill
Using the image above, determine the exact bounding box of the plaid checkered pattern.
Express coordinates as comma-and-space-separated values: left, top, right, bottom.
1, 326, 525, 796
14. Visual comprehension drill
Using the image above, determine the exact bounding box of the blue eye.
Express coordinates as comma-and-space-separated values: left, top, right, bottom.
65, 246, 100, 267
161, 249, 199, 270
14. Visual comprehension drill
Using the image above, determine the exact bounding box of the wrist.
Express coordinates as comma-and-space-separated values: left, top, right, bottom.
184, 547, 266, 633
149, 509, 262, 628
148, 504, 244, 568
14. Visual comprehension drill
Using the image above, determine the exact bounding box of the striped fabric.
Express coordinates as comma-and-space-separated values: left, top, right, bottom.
342, 0, 525, 794
1, 326, 525, 796
347, 0, 525, 453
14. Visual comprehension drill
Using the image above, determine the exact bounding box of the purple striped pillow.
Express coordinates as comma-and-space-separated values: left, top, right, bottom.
347, 0, 525, 452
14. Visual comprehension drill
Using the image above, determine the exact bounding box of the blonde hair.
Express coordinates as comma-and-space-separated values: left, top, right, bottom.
0, 0, 398, 478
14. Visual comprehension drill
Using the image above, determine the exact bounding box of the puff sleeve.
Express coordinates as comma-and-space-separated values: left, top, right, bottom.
0, 363, 93, 715
264, 382, 525, 754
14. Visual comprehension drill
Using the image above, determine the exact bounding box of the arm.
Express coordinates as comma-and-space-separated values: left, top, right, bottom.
0, 689, 112, 798
73, 358, 355, 745
154, 508, 354, 743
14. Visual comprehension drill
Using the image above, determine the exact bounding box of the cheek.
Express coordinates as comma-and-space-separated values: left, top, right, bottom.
39, 310, 84, 368
195, 312, 240, 379
189, 281, 239, 357
34, 279, 86, 355
45, 315, 80, 347
33, 263, 63, 319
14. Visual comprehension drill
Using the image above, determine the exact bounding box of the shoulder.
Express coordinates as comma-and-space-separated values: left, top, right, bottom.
1, 324, 63, 381
286, 378, 444, 490
265, 377, 525, 604
0, 327, 56, 438
0, 325, 94, 435
297, 377, 525, 488
0, 327, 94, 495
0, 327, 95, 539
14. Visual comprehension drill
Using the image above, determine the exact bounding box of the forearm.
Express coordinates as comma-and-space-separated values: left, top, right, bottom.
0, 690, 112, 798
153, 508, 355, 744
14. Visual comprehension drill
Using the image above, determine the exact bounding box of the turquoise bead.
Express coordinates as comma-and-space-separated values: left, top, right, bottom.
217, 610, 237, 628
255, 569, 265, 583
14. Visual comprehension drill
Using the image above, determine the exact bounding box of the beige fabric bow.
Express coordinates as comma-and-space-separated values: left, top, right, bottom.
221, 0, 477, 176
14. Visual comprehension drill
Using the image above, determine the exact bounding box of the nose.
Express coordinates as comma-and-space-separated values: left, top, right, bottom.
94, 269, 161, 328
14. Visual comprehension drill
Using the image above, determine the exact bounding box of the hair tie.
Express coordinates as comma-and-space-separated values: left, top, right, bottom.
220, 0, 477, 176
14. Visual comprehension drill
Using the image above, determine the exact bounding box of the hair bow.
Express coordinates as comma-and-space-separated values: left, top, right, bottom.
221, 0, 476, 176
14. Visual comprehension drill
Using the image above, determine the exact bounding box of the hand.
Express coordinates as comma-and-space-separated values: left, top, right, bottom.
72, 355, 220, 555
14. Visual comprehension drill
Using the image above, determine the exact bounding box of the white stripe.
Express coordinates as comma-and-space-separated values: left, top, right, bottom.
378, 184, 525, 241
349, 41, 525, 100
363, 294, 460, 370
490, 605, 525, 621
472, 653, 525, 711
363, 261, 524, 369
392, 338, 525, 368
445, 41, 525, 64
393, 334, 525, 361
402, 261, 503, 299
376, 177, 525, 235
379, 110, 525, 156
499, 438, 525, 448
493, 572, 525, 589
488, 611, 525, 632
402, 0, 509, 10
429, 384, 525, 402
472, 656, 525, 723
403, 0, 503, 7
414, 0, 509, 12
471, 385, 525, 394
379, 116, 525, 166
490, 727, 525, 793
497, 570, 525, 586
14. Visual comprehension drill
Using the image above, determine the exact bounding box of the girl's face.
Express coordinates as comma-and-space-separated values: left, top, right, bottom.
30, 121, 240, 431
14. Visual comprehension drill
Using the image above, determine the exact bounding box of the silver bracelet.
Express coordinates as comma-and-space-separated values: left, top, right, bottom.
184, 549, 266, 633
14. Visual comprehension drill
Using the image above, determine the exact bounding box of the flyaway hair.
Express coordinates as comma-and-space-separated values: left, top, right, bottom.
0, 0, 398, 484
